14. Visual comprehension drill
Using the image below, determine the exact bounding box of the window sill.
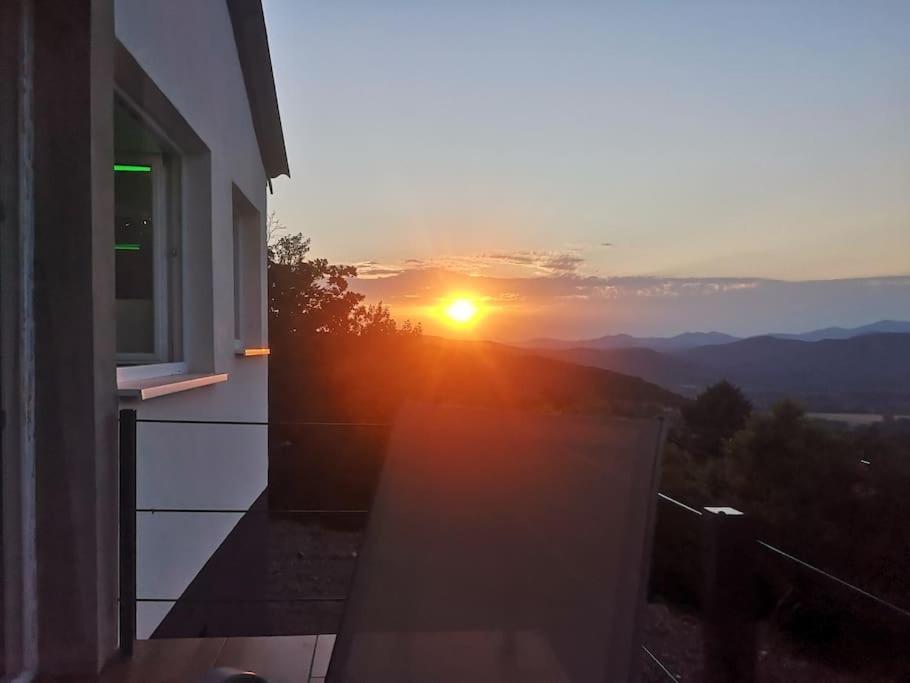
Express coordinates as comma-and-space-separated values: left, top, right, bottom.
235, 347, 270, 357
118, 372, 229, 400
117, 362, 187, 383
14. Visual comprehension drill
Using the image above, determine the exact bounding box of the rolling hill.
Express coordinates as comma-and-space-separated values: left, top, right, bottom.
678, 333, 910, 394
522, 320, 910, 352
529, 333, 910, 413
523, 331, 738, 352
270, 334, 686, 423
768, 319, 910, 342
532, 346, 712, 391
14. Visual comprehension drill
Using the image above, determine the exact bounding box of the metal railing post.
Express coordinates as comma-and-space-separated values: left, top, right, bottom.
701, 506, 757, 683
119, 408, 137, 655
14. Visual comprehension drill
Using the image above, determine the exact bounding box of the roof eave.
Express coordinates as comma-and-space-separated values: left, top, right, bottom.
227, 0, 290, 180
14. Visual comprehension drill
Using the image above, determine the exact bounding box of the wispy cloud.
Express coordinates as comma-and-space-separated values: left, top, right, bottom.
380, 249, 588, 278
353, 261, 406, 279
478, 250, 585, 275
349, 264, 910, 340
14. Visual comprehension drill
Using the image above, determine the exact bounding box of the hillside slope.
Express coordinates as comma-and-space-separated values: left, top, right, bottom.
414, 338, 684, 413
522, 320, 910, 352
678, 333, 910, 394
533, 346, 712, 393
524, 331, 738, 352
270, 335, 685, 422
771, 320, 910, 342
527, 334, 910, 413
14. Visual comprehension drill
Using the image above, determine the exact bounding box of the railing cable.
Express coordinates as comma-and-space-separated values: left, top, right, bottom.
136, 508, 368, 515
134, 596, 348, 604
133, 418, 390, 427
757, 540, 910, 621
641, 644, 679, 681
657, 492, 703, 516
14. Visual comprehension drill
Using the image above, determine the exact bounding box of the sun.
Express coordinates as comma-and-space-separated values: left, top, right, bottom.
445, 298, 478, 325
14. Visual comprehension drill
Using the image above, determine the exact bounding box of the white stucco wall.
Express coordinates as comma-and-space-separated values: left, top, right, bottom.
114, 0, 272, 638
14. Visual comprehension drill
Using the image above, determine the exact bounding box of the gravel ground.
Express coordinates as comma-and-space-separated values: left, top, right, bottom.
265, 518, 904, 681
640, 601, 907, 682
262, 514, 364, 636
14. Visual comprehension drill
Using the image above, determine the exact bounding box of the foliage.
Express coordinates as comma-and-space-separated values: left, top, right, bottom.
680, 379, 752, 457
655, 388, 910, 668
267, 230, 420, 342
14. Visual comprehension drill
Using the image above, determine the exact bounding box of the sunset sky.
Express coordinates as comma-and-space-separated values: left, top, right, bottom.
263, 1, 910, 340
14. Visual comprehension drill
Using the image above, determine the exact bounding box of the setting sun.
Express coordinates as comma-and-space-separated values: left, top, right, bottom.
445, 298, 478, 325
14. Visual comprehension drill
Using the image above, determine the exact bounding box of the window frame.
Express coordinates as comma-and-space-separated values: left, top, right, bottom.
233, 206, 243, 346
231, 185, 264, 352
115, 153, 171, 365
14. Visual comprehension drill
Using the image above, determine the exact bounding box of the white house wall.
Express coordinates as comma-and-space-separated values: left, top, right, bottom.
114, 0, 271, 638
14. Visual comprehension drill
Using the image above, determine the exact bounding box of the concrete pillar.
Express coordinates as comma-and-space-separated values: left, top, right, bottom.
30, 0, 118, 676
0, 0, 35, 676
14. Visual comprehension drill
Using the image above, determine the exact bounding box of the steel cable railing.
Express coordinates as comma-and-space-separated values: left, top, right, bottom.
657, 491, 910, 619
121, 413, 909, 674
643, 492, 910, 680
756, 540, 910, 621
657, 492, 702, 516
135, 507, 368, 514
134, 418, 390, 427
119, 411, 383, 651
641, 644, 680, 681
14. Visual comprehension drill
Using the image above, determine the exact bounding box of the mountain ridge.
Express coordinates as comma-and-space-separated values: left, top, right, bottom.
530, 332, 910, 414
521, 319, 910, 352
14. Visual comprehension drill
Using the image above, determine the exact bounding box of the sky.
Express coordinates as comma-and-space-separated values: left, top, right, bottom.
263, 1, 910, 339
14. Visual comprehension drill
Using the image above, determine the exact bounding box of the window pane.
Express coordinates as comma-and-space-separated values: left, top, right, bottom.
115, 164, 155, 354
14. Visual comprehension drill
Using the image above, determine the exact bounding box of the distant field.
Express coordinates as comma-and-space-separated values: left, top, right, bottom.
808, 412, 910, 425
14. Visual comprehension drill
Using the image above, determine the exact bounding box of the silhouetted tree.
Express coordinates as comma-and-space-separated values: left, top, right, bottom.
726, 400, 848, 519
681, 380, 752, 457
267, 231, 420, 343
266, 227, 421, 424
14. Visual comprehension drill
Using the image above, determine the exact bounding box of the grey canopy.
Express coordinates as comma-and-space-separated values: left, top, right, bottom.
328, 403, 666, 683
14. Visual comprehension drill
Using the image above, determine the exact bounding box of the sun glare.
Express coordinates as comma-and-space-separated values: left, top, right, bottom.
445, 298, 478, 325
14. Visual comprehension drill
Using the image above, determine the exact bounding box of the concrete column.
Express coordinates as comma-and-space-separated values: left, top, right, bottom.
31, 0, 118, 675
0, 0, 35, 676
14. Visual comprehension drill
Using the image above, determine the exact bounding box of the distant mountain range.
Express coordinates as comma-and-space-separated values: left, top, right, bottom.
766, 319, 910, 342
524, 331, 739, 352
523, 320, 910, 352
521, 321, 910, 414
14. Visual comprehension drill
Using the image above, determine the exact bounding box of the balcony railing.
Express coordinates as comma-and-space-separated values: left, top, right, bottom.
118, 409, 910, 680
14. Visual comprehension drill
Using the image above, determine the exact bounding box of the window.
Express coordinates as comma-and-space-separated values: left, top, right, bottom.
114, 159, 164, 359
232, 186, 263, 349
114, 100, 179, 364
233, 203, 242, 344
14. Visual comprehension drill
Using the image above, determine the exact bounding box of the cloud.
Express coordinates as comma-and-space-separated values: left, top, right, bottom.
349, 266, 910, 340
352, 266, 768, 303
397, 250, 588, 277
352, 261, 405, 279
479, 250, 585, 274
